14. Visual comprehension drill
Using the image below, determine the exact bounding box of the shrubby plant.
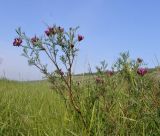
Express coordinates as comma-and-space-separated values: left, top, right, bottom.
13, 25, 87, 128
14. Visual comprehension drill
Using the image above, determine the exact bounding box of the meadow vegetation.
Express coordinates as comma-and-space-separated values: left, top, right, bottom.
1, 54, 160, 135
1, 25, 160, 135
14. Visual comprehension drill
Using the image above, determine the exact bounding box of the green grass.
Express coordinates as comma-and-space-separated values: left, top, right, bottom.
0, 79, 81, 136
0, 69, 160, 135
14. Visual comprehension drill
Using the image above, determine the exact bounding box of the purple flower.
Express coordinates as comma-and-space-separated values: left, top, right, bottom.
106, 70, 114, 76
13, 38, 22, 46
137, 58, 143, 63
137, 68, 148, 76
70, 44, 74, 48
59, 69, 64, 76
95, 77, 104, 84
78, 35, 84, 42
45, 30, 51, 36
31, 36, 39, 46
45, 27, 56, 36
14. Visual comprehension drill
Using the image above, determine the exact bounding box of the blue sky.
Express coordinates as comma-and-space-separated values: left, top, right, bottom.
0, 0, 160, 80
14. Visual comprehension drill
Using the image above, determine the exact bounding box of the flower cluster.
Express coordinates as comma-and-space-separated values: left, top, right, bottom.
13, 38, 22, 46
45, 27, 56, 36
45, 26, 64, 37
137, 68, 148, 76
31, 36, 40, 46
13, 26, 84, 47
78, 35, 84, 41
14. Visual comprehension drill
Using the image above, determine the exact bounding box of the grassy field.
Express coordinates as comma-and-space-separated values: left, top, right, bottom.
0, 69, 160, 135
0, 80, 75, 136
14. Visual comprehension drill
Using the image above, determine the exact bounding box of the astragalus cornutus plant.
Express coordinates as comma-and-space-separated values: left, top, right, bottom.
13, 25, 88, 128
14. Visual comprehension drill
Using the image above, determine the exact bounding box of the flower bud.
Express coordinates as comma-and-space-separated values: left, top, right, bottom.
137, 58, 143, 63
13, 38, 22, 46
31, 36, 39, 46
70, 44, 74, 49
78, 35, 84, 41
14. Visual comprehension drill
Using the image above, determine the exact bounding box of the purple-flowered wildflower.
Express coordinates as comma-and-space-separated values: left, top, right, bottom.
31, 36, 39, 46
95, 77, 104, 84
78, 35, 84, 42
106, 70, 114, 76
137, 58, 143, 63
137, 68, 148, 76
13, 38, 22, 46
45, 27, 56, 36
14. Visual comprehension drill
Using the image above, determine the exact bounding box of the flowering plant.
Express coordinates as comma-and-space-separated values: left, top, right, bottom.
13, 25, 86, 127
137, 67, 148, 76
